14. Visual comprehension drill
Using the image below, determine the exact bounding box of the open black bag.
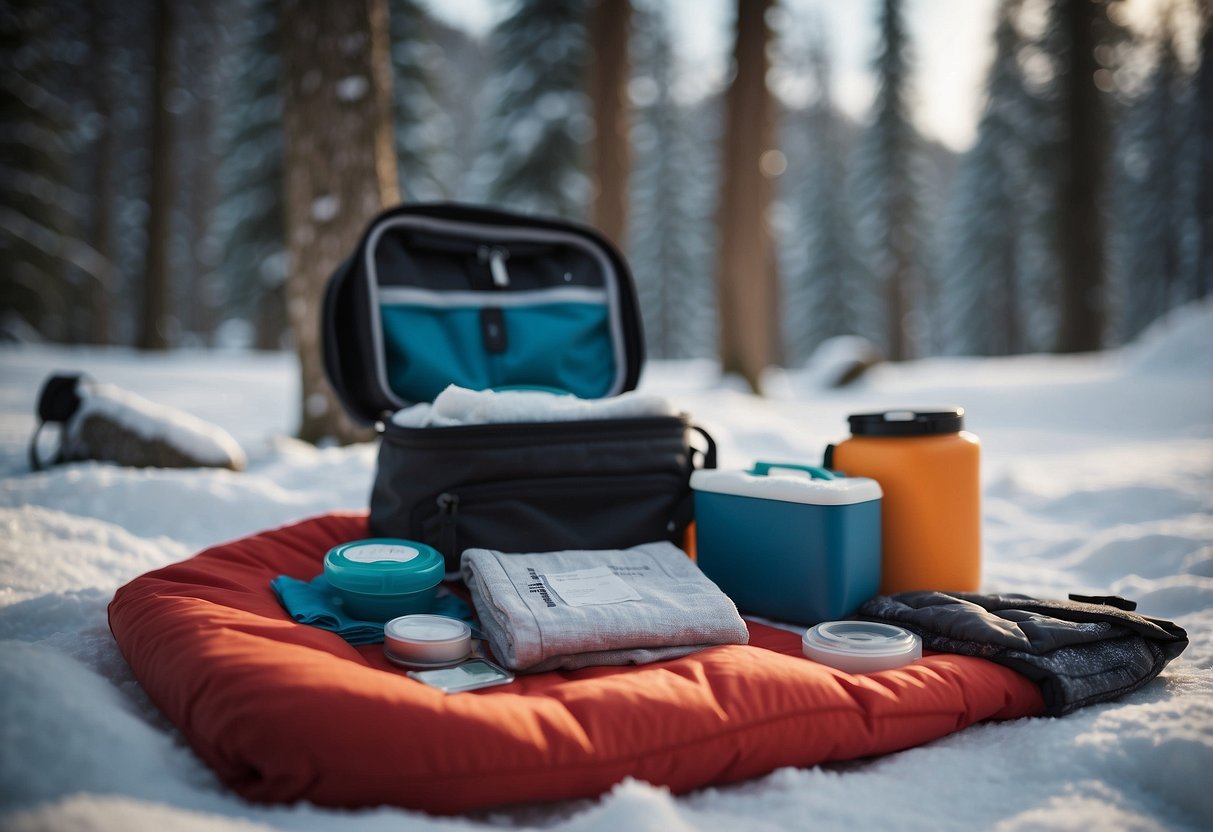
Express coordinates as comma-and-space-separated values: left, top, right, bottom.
323, 202, 715, 574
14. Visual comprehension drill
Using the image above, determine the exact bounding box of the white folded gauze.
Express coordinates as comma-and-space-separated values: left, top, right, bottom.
462, 541, 749, 673
390, 385, 678, 428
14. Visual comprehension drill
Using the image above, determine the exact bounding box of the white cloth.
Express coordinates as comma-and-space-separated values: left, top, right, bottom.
390, 385, 678, 428
461, 542, 749, 673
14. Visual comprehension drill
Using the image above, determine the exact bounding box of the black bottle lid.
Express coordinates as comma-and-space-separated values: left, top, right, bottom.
847, 408, 964, 436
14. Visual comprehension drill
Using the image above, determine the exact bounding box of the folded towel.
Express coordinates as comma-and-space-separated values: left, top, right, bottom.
461, 542, 749, 673
270, 575, 473, 646
390, 384, 678, 428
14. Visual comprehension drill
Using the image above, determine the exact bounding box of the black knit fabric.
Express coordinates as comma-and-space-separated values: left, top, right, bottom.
858, 591, 1188, 716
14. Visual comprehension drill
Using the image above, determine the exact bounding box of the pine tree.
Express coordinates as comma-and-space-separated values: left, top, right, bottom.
389, 0, 456, 201
1039, 0, 1125, 352
1003, 5, 1065, 353
136, 0, 177, 350
83, 0, 117, 345
782, 25, 863, 365
1114, 6, 1190, 341
215, 0, 287, 349
1191, 7, 1212, 302
170, 0, 231, 347
941, 0, 1034, 356
468, 0, 590, 217
0, 0, 101, 342
428, 21, 490, 202
849, 0, 926, 361
627, 5, 715, 360
96, 0, 158, 346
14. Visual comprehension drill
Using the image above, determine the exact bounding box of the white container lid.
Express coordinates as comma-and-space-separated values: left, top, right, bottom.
691, 467, 881, 506
802, 621, 922, 673
384, 614, 472, 669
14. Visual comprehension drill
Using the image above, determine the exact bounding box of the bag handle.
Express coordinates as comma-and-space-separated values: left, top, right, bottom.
29, 373, 89, 471
748, 461, 839, 480
672, 424, 717, 545
688, 424, 717, 470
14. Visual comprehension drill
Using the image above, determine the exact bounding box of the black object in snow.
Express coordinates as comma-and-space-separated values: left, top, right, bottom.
29, 372, 90, 471
857, 591, 1189, 716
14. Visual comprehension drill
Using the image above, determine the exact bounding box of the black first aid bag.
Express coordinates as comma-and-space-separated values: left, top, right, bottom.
323, 202, 715, 574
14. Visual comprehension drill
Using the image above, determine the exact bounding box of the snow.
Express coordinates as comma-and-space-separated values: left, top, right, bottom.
310, 194, 340, 223
335, 74, 369, 102
1, 300, 1212, 831
64, 381, 247, 470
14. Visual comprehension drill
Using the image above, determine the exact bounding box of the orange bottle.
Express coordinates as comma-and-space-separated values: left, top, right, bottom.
826, 408, 980, 594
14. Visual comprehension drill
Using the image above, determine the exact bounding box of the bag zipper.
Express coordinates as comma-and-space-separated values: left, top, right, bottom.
477, 245, 511, 288
436, 492, 460, 559
425, 471, 687, 559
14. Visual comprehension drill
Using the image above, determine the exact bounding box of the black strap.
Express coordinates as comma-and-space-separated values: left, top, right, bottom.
822, 443, 836, 470
37, 373, 87, 422
688, 424, 717, 470
1068, 593, 1138, 611
29, 373, 89, 472
28, 421, 53, 472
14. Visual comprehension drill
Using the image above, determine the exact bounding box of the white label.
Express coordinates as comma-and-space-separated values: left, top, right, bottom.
544, 566, 642, 607
343, 544, 420, 564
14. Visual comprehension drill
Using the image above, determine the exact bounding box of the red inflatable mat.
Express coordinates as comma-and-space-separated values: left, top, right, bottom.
108, 513, 1043, 814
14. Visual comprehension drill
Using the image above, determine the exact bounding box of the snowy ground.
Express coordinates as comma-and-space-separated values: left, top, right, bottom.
1, 302, 1211, 831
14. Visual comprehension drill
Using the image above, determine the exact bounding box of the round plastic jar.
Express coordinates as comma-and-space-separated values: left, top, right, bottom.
323, 538, 445, 622
383, 615, 472, 668
802, 621, 922, 673
828, 408, 980, 594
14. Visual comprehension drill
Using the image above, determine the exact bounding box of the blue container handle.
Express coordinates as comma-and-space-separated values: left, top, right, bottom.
748, 461, 841, 480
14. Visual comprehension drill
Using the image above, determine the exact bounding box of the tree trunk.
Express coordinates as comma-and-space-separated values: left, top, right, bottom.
1196, 9, 1213, 301
877, 0, 915, 362
716, 0, 781, 393
1055, 0, 1107, 353
281, 0, 398, 445
254, 284, 288, 351
997, 225, 1020, 354
588, 0, 631, 249
137, 0, 175, 351
185, 0, 222, 347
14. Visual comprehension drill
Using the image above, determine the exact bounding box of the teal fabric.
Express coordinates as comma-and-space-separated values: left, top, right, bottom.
380, 302, 615, 403
271, 574, 474, 646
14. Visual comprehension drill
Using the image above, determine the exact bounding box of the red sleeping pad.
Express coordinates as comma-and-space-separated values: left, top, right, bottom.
108, 514, 1044, 814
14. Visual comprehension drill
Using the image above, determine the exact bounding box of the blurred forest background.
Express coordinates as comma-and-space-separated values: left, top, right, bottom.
2, 0, 1210, 438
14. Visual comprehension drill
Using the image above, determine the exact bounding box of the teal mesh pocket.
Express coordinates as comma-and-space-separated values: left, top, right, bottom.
380, 301, 616, 402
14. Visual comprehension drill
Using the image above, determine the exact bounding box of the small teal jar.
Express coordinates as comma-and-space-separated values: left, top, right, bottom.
323, 538, 445, 622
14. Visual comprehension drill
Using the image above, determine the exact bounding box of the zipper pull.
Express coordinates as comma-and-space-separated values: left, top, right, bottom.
436, 492, 459, 560
478, 245, 511, 288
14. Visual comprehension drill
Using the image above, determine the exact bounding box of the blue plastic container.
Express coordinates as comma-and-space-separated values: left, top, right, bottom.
691, 462, 882, 625
323, 538, 445, 622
